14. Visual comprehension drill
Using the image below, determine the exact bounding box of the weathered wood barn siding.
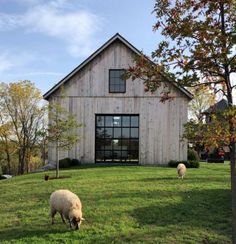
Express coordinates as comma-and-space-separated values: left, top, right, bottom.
45, 34, 190, 165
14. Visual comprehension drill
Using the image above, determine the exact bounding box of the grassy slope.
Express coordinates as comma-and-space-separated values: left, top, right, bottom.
0, 163, 231, 244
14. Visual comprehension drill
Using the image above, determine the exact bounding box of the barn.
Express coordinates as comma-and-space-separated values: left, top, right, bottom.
44, 33, 192, 165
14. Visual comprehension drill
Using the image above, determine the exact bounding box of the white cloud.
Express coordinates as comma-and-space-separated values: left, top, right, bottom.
0, 0, 103, 57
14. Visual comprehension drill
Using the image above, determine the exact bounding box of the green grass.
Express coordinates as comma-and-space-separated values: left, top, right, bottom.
0, 163, 232, 243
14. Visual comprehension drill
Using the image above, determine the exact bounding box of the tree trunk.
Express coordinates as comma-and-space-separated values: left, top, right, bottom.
18, 148, 26, 175
6, 151, 11, 174
43, 140, 46, 165
228, 95, 236, 243
231, 143, 236, 243
18, 152, 21, 175
56, 141, 59, 178
3, 137, 11, 174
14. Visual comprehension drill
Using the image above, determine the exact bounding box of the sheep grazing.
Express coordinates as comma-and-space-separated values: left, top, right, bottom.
50, 189, 84, 230
177, 163, 186, 179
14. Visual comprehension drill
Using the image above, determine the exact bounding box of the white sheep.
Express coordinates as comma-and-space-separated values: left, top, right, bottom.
177, 163, 186, 179
50, 189, 84, 230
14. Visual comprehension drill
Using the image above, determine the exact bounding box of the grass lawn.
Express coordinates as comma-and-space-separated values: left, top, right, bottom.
0, 163, 232, 243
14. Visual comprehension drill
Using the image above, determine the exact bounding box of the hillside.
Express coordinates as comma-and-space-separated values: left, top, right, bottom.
0, 163, 231, 243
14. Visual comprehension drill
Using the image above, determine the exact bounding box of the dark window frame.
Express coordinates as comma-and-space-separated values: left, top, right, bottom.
95, 114, 139, 164
109, 69, 126, 93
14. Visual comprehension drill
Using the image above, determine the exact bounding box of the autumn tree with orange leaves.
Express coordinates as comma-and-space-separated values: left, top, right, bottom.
126, 0, 236, 242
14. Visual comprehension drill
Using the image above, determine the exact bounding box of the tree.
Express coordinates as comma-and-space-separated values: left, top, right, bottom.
126, 0, 236, 241
0, 120, 16, 174
37, 114, 48, 165
0, 81, 46, 174
188, 86, 216, 122
47, 94, 82, 178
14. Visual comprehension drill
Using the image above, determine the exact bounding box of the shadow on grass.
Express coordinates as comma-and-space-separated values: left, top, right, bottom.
140, 177, 180, 182
131, 188, 231, 237
0, 223, 70, 242
140, 176, 230, 183
55, 163, 163, 171
75, 163, 141, 170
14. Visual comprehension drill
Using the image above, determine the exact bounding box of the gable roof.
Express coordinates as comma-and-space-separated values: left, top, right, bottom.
43, 33, 192, 100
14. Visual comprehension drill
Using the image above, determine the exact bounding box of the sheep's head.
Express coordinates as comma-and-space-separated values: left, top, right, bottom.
71, 216, 85, 230
69, 209, 85, 230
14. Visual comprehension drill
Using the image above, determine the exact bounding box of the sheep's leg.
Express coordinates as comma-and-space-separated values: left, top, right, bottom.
51, 210, 57, 225
60, 213, 66, 224
69, 220, 72, 229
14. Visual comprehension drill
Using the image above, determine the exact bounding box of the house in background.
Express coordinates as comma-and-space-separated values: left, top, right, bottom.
201, 99, 230, 161
203, 99, 228, 123
43, 33, 192, 165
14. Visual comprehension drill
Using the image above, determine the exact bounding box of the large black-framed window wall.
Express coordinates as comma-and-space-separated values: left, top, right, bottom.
95, 114, 139, 163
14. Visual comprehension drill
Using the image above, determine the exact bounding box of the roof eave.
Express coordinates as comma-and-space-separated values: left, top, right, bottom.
43, 33, 193, 101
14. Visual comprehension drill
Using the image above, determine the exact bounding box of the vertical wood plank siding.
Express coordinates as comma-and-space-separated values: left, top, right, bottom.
48, 40, 189, 165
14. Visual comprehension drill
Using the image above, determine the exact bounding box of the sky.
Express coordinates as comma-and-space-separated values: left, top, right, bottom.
0, 0, 159, 95
1, 0, 235, 102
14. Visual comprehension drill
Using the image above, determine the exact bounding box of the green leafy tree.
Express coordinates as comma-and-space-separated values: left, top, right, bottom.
126, 0, 236, 241
47, 96, 82, 178
188, 86, 216, 122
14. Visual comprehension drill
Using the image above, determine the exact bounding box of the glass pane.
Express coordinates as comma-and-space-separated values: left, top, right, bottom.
114, 127, 121, 138
109, 70, 125, 93
110, 85, 115, 91
96, 151, 105, 160
113, 116, 121, 127
121, 157, 128, 162
122, 128, 130, 138
113, 150, 121, 159
121, 151, 128, 159
114, 78, 120, 84
112, 139, 121, 150
122, 139, 129, 148
104, 151, 113, 160
119, 84, 125, 92
96, 128, 105, 138
129, 151, 139, 160
118, 70, 124, 78
110, 70, 116, 78
129, 139, 139, 151
131, 116, 139, 127
96, 116, 104, 127
96, 138, 105, 150
114, 85, 120, 91
122, 145, 128, 150
105, 116, 113, 126
122, 116, 130, 127
104, 139, 112, 150
131, 128, 139, 138
96, 159, 104, 162
110, 78, 115, 84
104, 128, 112, 138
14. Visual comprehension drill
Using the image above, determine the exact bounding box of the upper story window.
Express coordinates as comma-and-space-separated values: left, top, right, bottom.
109, 69, 126, 93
